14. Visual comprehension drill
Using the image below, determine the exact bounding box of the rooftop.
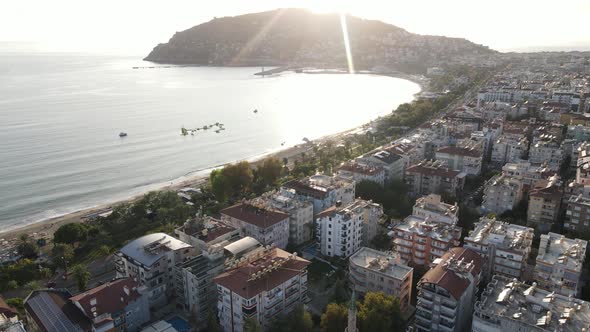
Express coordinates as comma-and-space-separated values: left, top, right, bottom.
283, 174, 354, 199
316, 199, 382, 220
437, 145, 482, 158
405, 160, 463, 178
213, 248, 310, 298
414, 194, 459, 218
69, 278, 142, 320
465, 217, 534, 252
221, 203, 289, 229
395, 215, 461, 243
175, 216, 237, 243
475, 275, 590, 332
25, 290, 91, 332
537, 233, 587, 272
349, 247, 413, 280
118, 233, 192, 267
420, 247, 483, 300
338, 162, 385, 176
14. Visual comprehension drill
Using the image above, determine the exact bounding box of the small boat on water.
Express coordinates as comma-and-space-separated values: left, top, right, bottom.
253, 109, 258, 114
215, 130, 221, 133
119, 132, 127, 137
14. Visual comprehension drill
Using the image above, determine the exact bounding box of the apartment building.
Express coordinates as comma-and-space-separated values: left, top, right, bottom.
435, 145, 483, 175
490, 135, 529, 166
534, 232, 587, 297
174, 216, 240, 253
25, 278, 150, 332
527, 176, 563, 232
393, 215, 462, 267
412, 194, 459, 225
214, 247, 310, 332
404, 160, 466, 198
575, 141, 590, 185
464, 218, 534, 280
337, 161, 386, 186
316, 199, 383, 258
250, 189, 315, 245
529, 140, 564, 171
115, 233, 195, 307
415, 247, 483, 332
482, 174, 524, 214
358, 148, 405, 181
348, 247, 413, 311
282, 174, 355, 215
502, 161, 556, 190
220, 203, 290, 249
565, 194, 590, 232
473, 276, 590, 332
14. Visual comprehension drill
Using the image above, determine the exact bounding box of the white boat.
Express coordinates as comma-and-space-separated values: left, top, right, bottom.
119, 132, 127, 137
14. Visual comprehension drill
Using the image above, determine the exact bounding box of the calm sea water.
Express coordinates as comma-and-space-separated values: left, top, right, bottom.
0, 52, 420, 230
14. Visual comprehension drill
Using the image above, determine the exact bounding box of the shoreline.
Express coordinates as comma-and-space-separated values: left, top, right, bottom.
0, 70, 424, 241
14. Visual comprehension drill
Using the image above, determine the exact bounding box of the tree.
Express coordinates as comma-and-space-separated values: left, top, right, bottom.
244, 317, 262, 332
205, 310, 222, 332
54, 223, 89, 246
357, 292, 402, 332
17, 241, 38, 259
6, 280, 18, 290
268, 306, 313, 332
370, 232, 391, 251
6, 298, 23, 310
210, 169, 229, 202
257, 158, 283, 187
51, 243, 74, 269
72, 265, 91, 291
320, 303, 348, 332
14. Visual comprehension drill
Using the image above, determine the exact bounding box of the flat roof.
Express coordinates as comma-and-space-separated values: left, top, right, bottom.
349, 247, 413, 280
119, 233, 192, 267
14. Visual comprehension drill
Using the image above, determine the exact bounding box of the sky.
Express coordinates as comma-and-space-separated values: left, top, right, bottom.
2, 0, 590, 54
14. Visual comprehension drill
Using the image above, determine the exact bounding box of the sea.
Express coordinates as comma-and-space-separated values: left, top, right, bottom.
0, 51, 420, 231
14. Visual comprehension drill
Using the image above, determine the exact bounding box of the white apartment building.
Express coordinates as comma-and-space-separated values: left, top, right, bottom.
115, 233, 195, 307
464, 217, 534, 280
527, 176, 563, 232
412, 194, 459, 225
250, 188, 315, 245
501, 161, 556, 189
435, 145, 483, 175
415, 247, 483, 332
534, 232, 587, 297
348, 247, 413, 311
529, 140, 564, 171
283, 174, 355, 215
393, 215, 462, 267
473, 276, 590, 332
214, 247, 310, 332
316, 199, 383, 258
337, 162, 386, 186
220, 203, 290, 249
565, 194, 590, 232
491, 136, 528, 166
482, 174, 524, 214
358, 148, 406, 181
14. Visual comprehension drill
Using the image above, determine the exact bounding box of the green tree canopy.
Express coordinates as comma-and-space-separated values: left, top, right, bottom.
320, 303, 348, 332
53, 223, 89, 246
72, 264, 91, 291
244, 317, 262, 332
357, 292, 402, 332
257, 157, 283, 187
51, 243, 74, 269
17, 241, 38, 259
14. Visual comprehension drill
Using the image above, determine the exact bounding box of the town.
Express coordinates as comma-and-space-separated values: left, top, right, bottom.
2, 51, 590, 332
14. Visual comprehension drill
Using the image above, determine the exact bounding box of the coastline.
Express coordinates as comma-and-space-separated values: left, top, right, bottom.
0, 70, 424, 242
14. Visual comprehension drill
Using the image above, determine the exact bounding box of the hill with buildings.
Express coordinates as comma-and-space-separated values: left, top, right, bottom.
144, 8, 497, 72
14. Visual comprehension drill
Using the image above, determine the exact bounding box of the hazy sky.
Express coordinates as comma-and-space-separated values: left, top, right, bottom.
2, 0, 589, 54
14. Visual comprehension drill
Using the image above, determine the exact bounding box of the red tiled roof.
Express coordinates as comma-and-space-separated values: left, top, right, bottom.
69, 278, 141, 319
221, 203, 289, 229
315, 206, 337, 219
283, 180, 328, 198
0, 296, 17, 318
420, 248, 483, 300
213, 248, 310, 298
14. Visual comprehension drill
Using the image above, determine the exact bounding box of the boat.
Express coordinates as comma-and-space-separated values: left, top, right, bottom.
119, 132, 127, 137
253, 109, 258, 113
215, 130, 220, 133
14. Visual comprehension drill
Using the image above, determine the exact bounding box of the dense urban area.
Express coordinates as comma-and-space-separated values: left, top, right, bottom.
2, 50, 590, 332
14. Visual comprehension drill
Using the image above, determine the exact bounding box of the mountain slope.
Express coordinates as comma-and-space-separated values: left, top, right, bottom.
145, 8, 496, 71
